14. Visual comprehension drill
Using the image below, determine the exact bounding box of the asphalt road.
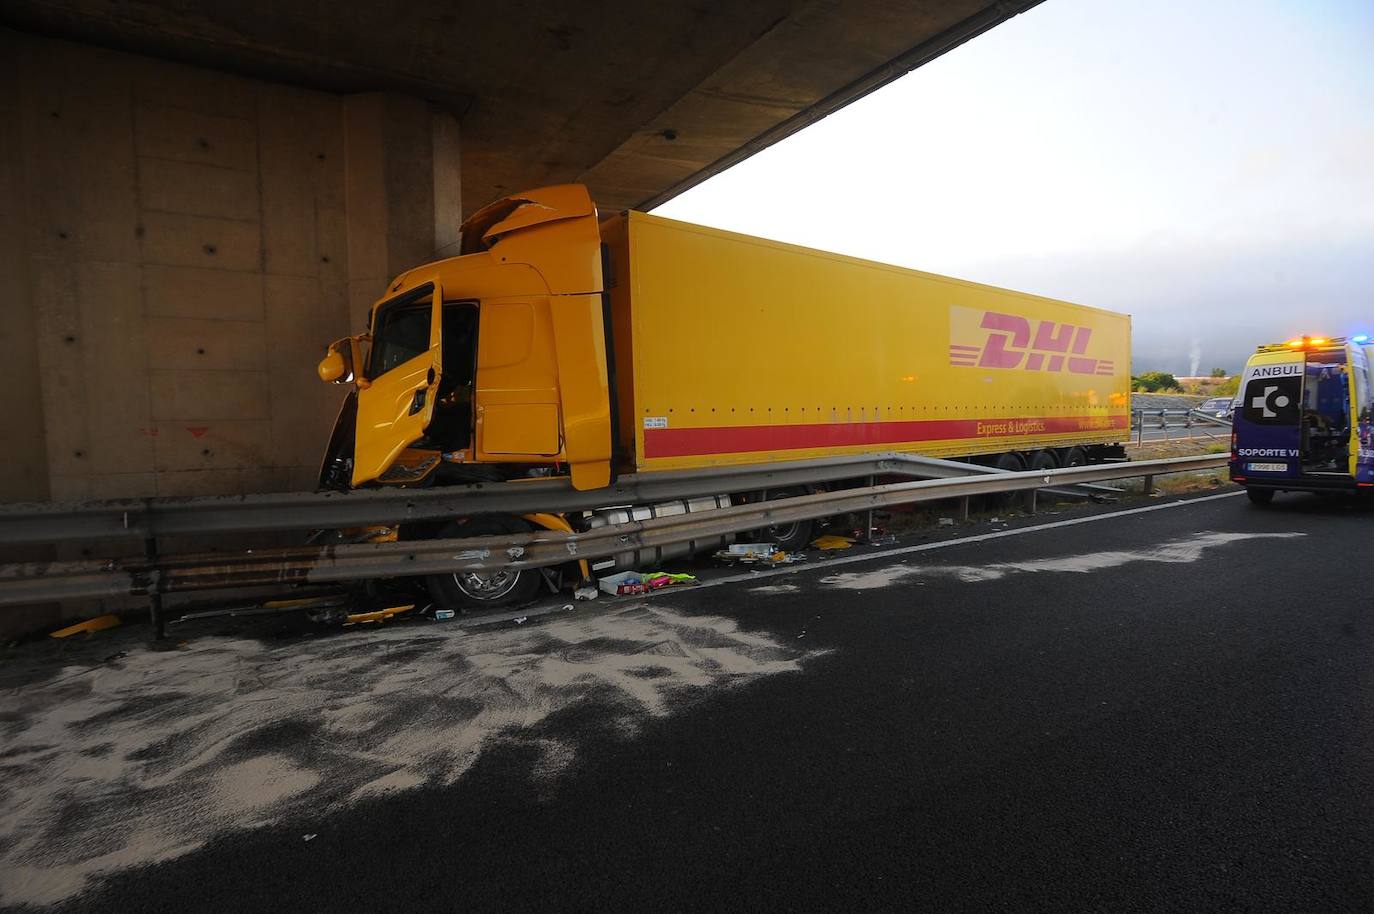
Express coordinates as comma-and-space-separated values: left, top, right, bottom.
4, 489, 1372, 912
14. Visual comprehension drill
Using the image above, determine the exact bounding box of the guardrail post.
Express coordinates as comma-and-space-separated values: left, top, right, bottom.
1143, 474, 1155, 496
861, 475, 875, 542
958, 495, 970, 522
144, 536, 165, 641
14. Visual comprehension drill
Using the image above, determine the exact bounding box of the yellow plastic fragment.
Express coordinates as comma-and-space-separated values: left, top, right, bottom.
810, 535, 855, 551
344, 603, 416, 626
49, 614, 121, 638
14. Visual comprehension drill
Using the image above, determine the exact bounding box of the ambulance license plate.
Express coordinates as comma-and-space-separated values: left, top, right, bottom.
1247, 462, 1287, 473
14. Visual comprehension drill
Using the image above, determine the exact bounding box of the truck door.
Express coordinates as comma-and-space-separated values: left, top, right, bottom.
352, 282, 442, 486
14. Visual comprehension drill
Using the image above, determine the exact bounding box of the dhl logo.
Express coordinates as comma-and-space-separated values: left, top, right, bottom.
948, 306, 1114, 376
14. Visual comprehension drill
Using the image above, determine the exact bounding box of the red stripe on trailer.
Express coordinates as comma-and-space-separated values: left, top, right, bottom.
642, 414, 1129, 459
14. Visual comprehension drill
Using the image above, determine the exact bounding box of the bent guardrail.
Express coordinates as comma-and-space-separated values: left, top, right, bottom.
0, 454, 1227, 611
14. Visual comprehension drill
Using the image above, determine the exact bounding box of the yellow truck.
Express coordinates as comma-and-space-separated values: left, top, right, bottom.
317, 185, 1130, 607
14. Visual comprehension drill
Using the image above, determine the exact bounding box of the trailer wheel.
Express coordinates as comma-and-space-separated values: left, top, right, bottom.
754, 487, 814, 552
1246, 488, 1275, 506
425, 516, 541, 611
1029, 450, 1059, 472
1062, 447, 1088, 468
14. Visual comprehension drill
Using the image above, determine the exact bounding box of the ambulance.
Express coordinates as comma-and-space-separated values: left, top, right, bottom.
1229, 334, 1374, 504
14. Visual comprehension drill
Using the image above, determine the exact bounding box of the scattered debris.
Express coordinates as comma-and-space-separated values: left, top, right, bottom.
866, 534, 897, 546
810, 535, 855, 550
598, 570, 698, 595
938, 517, 955, 526
303, 834, 317, 842
573, 585, 599, 601
49, 614, 121, 639
434, 609, 456, 622
599, 571, 649, 596
344, 603, 415, 627
513, 616, 528, 625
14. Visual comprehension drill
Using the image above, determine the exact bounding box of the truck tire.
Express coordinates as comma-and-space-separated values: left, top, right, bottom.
1029, 449, 1059, 472
1062, 447, 1088, 467
425, 516, 542, 611
1246, 488, 1275, 506
754, 487, 814, 552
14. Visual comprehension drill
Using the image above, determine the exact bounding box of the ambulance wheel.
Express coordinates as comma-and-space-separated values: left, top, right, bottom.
1246, 488, 1275, 506
425, 516, 541, 611
755, 487, 814, 552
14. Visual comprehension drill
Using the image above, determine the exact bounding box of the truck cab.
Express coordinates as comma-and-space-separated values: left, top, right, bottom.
1230, 335, 1374, 503
315, 185, 615, 493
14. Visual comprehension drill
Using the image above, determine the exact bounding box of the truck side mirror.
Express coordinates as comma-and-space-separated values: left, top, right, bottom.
317, 337, 369, 387
317, 348, 347, 383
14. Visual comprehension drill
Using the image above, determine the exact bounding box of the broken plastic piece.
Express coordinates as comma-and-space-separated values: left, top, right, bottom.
434, 609, 456, 621
810, 535, 855, 550
344, 603, 415, 626
573, 586, 599, 601
49, 614, 121, 638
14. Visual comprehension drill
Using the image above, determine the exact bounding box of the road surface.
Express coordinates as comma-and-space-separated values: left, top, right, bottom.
2, 489, 1370, 912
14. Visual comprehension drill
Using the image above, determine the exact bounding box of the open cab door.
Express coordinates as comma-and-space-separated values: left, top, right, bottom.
352, 281, 443, 486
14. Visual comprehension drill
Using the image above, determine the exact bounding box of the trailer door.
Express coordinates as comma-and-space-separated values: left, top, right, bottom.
352, 282, 442, 486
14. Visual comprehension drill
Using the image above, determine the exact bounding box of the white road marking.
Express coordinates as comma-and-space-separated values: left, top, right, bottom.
700, 491, 1248, 590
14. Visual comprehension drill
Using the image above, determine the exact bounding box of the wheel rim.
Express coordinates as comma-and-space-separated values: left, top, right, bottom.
765, 520, 801, 542
451, 568, 523, 601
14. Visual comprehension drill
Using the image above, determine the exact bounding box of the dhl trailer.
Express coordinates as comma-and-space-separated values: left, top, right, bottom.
317, 185, 1130, 608
1230, 335, 1374, 503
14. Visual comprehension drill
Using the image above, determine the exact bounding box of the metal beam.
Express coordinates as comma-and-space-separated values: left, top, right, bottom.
0, 452, 1116, 545
0, 455, 1226, 607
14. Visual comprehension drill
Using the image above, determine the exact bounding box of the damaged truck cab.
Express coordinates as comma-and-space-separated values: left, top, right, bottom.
317, 184, 614, 494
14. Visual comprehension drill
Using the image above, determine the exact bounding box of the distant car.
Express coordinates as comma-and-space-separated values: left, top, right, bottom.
1199, 396, 1234, 419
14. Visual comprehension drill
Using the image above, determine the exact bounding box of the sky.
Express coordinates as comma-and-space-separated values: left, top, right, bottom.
653, 0, 1374, 378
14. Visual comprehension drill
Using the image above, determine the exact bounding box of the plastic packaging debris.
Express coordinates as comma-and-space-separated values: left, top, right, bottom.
713, 542, 781, 565
573, 585, 599, 601
49, 614, 121, 638
810, 535, 855, 550
303, 834, 317, 842
866, 534, 897, 546
640, 571, 698, 589
513, 616, 528, 624
938, 517, 955, 526
434, 609, 456, 621
599, 571, 649, 596
729, 543, 777, 557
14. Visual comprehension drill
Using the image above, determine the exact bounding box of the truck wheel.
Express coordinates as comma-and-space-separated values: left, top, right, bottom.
755, 487, 814, 552
1062, 447, 1088, 467
425, 516, 541, 611
1030, 450, 1059, 472
1246, 488, 1275, 506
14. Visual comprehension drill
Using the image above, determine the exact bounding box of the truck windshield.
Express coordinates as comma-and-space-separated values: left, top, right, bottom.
369, 290, 433, 378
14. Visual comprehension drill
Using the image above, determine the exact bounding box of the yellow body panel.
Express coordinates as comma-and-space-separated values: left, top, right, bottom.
609, 211, 1130, 471
327, 185, 1128, 491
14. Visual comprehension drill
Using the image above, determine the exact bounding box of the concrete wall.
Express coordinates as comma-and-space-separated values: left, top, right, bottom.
0, 28, 462, 505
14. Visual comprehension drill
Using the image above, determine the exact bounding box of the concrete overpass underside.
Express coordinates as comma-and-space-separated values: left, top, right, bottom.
0, 0, 1041, 505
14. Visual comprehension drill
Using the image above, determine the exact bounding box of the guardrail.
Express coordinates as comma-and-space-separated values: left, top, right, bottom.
0, 452, 1118, 545
1131, 408, 1231, 445
0, 454, 1227, 617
